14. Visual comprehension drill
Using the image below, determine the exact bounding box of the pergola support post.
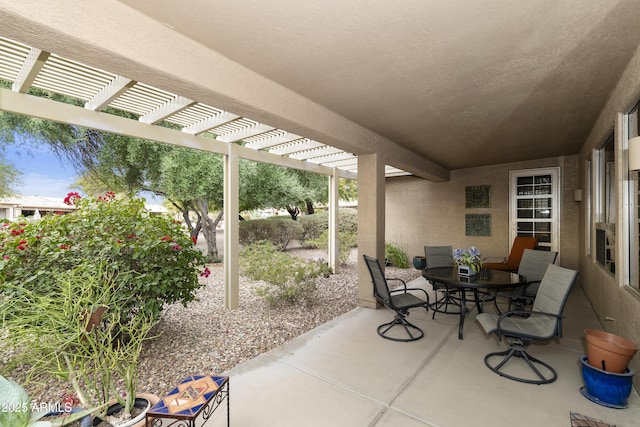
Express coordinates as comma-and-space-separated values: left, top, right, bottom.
328, 170, 339, 272
224, 144, 240, 309
357, 153, 385, 308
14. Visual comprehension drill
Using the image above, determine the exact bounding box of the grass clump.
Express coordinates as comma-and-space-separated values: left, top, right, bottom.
385, 242, 409, 268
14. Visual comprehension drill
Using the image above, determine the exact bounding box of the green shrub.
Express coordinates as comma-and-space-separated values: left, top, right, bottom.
0, 192, 208, 321
239, 217, 303, 250
385, 242, 409, 268
306, 230, 357, 265
240, 241, 331, 305
338, 208, 358, 234
299, 209, 358, 244
298, 212, 328, 242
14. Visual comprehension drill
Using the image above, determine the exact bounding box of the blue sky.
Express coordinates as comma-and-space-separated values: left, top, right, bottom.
3, 137, 78, 199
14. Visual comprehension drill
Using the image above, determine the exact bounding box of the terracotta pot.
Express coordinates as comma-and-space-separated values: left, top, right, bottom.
584, 329, 638, 373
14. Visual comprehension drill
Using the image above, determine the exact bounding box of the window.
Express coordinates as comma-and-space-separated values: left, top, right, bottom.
594, 134, 615, 273
626, 103, 640, 290
510, 168, 560, 254
585, 159, 591, 256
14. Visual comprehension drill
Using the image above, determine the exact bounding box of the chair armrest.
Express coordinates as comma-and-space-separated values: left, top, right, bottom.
386, 277, 407, 290
498, 309, 561, 322
482, 256, 507, 263
521, 280, 541, 298
495, 310, 563, 339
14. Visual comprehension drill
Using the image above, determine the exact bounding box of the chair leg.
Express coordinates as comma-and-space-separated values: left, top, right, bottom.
483, 339, 557, 384
430, 288, 462, 319
377, 312, 424, 342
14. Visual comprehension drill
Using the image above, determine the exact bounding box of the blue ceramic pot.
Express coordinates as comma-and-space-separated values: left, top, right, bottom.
580, 354, 635, 408
412, 256, 426, 270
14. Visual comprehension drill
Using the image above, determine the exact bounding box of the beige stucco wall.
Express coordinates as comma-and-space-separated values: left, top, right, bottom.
386, 37, 640, 381
386, 155, 579, 271
575, 30, 640, 378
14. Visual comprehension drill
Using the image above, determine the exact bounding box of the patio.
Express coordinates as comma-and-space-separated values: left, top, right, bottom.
202, 278, 640, 427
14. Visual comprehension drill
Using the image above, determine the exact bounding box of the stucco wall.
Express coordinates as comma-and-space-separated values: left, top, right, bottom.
386, 155, 579, 270
575, 28, 640, 378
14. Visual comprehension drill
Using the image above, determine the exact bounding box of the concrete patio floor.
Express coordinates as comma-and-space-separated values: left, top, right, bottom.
204, 278, 640, 427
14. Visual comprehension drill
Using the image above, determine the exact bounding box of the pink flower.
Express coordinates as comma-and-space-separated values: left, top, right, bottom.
171, 245, 182, 251
200, 267, 211, 278
3, 255, 9, 260
17, 245, 26, 251
161, 236, 172, 241
63, 191, 81, 206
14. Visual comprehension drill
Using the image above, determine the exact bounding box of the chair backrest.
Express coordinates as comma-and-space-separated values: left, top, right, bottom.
530, 264, 579, 338
505, 237, 539, 270
424, 246, 453, 268
363, 255, 391, 304
517, 249, 558, 283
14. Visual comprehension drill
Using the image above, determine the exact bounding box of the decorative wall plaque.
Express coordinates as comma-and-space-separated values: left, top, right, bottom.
466, 214, 491, 236
465, 185, 491, 208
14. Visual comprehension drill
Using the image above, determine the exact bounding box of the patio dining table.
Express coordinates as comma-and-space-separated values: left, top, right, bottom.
422, 267, 526, 339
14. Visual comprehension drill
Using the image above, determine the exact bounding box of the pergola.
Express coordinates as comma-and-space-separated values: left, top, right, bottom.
0, 32, 438, 309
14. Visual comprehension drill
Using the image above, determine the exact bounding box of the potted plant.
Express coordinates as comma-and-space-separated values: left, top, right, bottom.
1, 263, 158, 426
0, 375, 104, 427
453, 246, 482, 276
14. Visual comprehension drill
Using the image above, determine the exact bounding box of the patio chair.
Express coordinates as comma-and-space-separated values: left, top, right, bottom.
482, 236, 538, 272
424, 245, 461, 318
476, 264, 578, 384
363, 254, 430, 342
491, 249, 558, 313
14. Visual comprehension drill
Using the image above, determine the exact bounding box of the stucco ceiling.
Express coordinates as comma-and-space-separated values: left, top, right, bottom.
116, 0, 640, 170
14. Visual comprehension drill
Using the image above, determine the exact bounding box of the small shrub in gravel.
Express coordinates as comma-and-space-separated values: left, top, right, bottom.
298, 209, 358, 244
305, 230, 357, 265
240, 241, 331, 305
298, 212, 328, 243
238, 217, 303, 250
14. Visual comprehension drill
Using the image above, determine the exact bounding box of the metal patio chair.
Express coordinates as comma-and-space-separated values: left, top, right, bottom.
491, 249, 558, 313
363, 254, 430, 342
476, 264, 578, 384
425, 245, 461, 318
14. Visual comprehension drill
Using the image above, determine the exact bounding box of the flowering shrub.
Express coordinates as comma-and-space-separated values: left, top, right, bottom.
452, 246, 482, 272
0, 192, 207, 321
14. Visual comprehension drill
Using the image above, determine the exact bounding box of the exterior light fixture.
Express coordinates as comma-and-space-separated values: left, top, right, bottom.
628, 136, 640, 170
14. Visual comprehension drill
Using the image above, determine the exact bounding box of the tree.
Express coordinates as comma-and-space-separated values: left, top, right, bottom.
241, 162, 308, 219
0, 82, 342, 254
0, 154, 21, 197
289, 170, 327, 217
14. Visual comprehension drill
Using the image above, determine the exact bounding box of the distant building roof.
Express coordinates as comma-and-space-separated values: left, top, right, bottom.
0, 194, 72, 211
0, 194, 169, 215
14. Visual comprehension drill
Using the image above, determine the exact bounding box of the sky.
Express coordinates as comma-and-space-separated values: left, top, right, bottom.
2, 135, 166, 205
3, 137, 78, 199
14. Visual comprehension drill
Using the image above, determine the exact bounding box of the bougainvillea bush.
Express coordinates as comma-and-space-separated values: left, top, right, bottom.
0, 192, 208, 321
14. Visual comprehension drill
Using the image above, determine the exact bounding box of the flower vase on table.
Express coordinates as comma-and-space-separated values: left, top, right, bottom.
453, 247, 482, 277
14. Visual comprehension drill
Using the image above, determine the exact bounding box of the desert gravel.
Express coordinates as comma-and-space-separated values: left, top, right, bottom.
6, 247, 422, 403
